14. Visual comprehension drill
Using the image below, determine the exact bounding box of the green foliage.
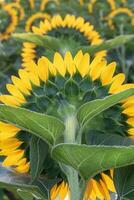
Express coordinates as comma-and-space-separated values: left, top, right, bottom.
0, 105, 65, 146
30, 136, 48, 181
77, 88, 134, 129
13, 33, 134, 56
13, 33, 61, 51
0, 0, 134, 199
0, 166, 56, 200
52, 144, 134, 181
114, 165, 134, 200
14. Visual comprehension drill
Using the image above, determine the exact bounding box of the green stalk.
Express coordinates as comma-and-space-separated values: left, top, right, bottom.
64, 114, 80, 200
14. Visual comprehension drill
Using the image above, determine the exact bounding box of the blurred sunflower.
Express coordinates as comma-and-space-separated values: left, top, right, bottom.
28, 0, 34, 9
88, 0, 116, 14
106, 7, 134, 29
4, 2, 25, 21
40, 0, 59, 11
22, 14, 106, 66
0, 5, 18, 40
0, 51, 134, 199
25, 12, 50, 32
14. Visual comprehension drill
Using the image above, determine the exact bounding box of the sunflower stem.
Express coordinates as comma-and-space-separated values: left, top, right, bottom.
79, 179, 88, 200
64, 114, 80, 200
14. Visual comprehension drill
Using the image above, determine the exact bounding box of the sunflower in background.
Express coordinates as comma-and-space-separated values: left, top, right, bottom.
4, 2, 25, 21
106, 7, 134, 30
0, 4, 18, 40
22, 14, 106, 66
0, 51, 134, 199
25, 12, 50, 32
88, 0, 116, 14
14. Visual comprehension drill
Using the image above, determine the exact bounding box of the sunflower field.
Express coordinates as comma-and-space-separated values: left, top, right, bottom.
0, 0, 134, 199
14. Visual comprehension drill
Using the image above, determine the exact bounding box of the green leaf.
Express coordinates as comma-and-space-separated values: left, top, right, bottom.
77, 88, 134, 129
78, 34, 134, 54
13, 33, 60, 51
30, 136, 48, 181
0, 105, 65, 146
52, 144, 134, 181
114, 165, 134, 200
86, 133, 134, 146
0, 166, 47, 200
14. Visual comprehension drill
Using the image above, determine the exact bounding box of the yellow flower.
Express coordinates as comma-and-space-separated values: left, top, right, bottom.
0, 5, 18, 40
106, 7, 134, 29
88, 0, 116, 13
0, 51, 134, 199
25, 12, 50, 32
28, 0, 35, 9
51, 171, 115, 200
40, 0, 59, 11
4, 2, 25, 20
22, 14, 106, 66
79, 0, 84, 6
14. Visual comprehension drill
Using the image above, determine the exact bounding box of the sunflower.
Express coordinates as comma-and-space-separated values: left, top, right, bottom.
22, 14, 106, 66
106, 7, 134, 29
88, 0, 116, 14
28, 0, 34, 9
0, 5, 18, 40
4, 2, 25, 20
25, 12, 50, 32
0, 51, 134, 199
40, 0, 59, 11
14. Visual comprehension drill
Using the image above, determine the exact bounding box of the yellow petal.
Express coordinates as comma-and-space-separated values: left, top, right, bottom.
99, 180, 110, 200
24, 61, 40, 86
123, 106, 134, 117
6, 84, 26, 102
122, 96, 134, 108
101, 173, 115, 192
89, 55, 104, 73
85, 180, 97, 200
75, 17, 84, 29
0, 95, 21, 106
74, 50, 83, 68
11, 76, 31, 95
18, 69, 32, 90
89, 60, 107, 81
0, 138, 22, 150
16, 162, 30, 173
49, 63, 57, 76
51, 184, 60, 200
2, 150, 24, 167
77, 53, 90, 77
23, 42, 36, 48
59, 182, 68, 199
64, 51, 75, 76
127, 118, 134, 127
32, 26, 43, 34
101, 62, 116, 86
128, 128, 134, 135
64, 51, 73, 68
112, 84, 134, 93
0, 133, 19, 141
109, 73, 125, 94
92, 179, 104, 200
0, 121, 20, 132
37, 57, 49, 82
53, 52, 66, 77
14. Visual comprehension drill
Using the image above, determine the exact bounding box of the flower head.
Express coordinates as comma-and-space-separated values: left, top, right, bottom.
25, 12, 50, 32
0, 4, 18, 40
0, 51, 134, 199
88, 0, 116, 14
106, 7, 134, 29
4, 2, 25, 21
22, 14, 106, 66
